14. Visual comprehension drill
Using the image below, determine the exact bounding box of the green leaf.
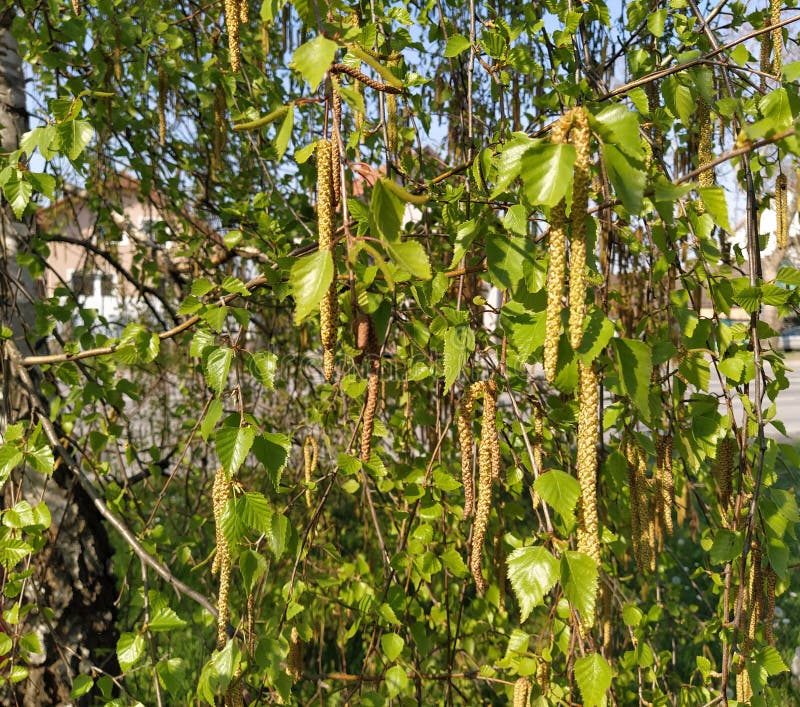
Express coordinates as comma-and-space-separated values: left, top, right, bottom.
239, 549, 267, 591
578, 307, 615, 363
25, 445, 54, 475
267, 511, 288, 559
709, 529, 743, 565
561, 551, 598, 625
760, 88, 792, 130
274, 103, 294, 161
56, 119, 94, 161
290, 250, 334, 324
0, 445, 23, 484
647, 8, 667, 36
248, 351, 277, 389
71, 674, 94, 699
440, 548, 468, 577
521, 142, 576, 207
591, 104, 644, 160
204, 347, 234, 395
3, 174, 33, 219
385, 240, 432, 280
611, 338, 652, 421
147, 607, 187, 632
197, 640, 242, 703
381, 633, 404, 662
502, 203, 529, 236
444, 34, 471, 57
486, 233, 528, 290
491, 133, 534, 198
506, 546, 559, 622
215, 425, 256, 478
574, 653, 613, 707
662, 75, 693, 125
385, 664, 409, 698
291, 35, 339, 91
602, 143, 646, 214
116, 632, 145, 672
533, 470, 580, 521
698, 187, 731, 232
443, 325, 475, 391
240, 492, 273, 534
252, 432, 290, 492
371, 179, 405, 242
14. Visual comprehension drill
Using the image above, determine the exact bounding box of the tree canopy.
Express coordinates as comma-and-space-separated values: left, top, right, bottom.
1, 0, 800, 705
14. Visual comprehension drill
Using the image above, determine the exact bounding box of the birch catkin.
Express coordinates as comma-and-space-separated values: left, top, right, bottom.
303, 436, 318, 508
771, 0, 782, 75
544, 202, 567, 382
697, 100, 714, 189
225, 0, 241, 72
157, 65, 168, 147
712, 436, 734, 514
512, 677, 532, 707
212, 466, 232, 650
776, 174, 788, 250
458, 387, 477, 519
568, 107, 590, 351
576, 363, 600, 565
317, 140, 338, 381
656, 434, 674, 536
471, 381, 497, 593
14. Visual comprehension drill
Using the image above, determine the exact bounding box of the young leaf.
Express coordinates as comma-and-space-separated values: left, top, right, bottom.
611, 338, 652, 421
574, 653, 613, 707
506, 546, 559, 622
443, 325, 475, 391
291, 35, 339, 91
561, 551, 598, 626
215, 425, 256, 478
385, 240, 432, 280
290, 250, 334, 324
521, 142, 576, 207
204, 347, 234, 395
533, 470, 580, 521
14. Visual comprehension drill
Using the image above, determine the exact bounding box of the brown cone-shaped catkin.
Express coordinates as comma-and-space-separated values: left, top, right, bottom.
568, 108, 590, 351
747, 543, 763, 643
212, 466, 232, 650
771, 0, 782, 75
624, 436, 652, 571
471, 381, 494, 593
224, 0, 241, 72
303, 436, 318, 508
288, 626, 303, 682
317, 140, 338, 381
776, 174, 788, 250
656, 434, 674, 535
512, 677, 532, 707
697, 100, 714, 190
576, 363, 600, 566
458, 387, 477, 519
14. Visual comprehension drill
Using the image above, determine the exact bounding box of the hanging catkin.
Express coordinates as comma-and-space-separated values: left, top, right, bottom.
568, 107, 590, 351
483, 380, 500, 480
458, 386, 477, 519
512, 677, 532, 707
624, 436, 653, 572
697, 100, 714, 189
712, 436, 734, 515
531, 403, 543, 507
471, 380, 497, 593
330, 81, 343, 207
303, 436, 318, 508
765, 566, 777, 644
771, 0, 782, 75
238, 0, 249, 24
386, 58, 399, 152
212, 466, 232, 650
287, 626, 303, 682
317, 140, 338, 381
224, 0, 241, 72
776, 174, 788, 250
656, 434, 674, 536
576, 363, 600, 565
544, 112, 574, 381
71, 0, 80, 15
360, 315, 380, 462
157, 65, 168, 147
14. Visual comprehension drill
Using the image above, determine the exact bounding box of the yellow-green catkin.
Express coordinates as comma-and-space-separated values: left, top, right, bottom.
483, 380, 500, 481
157, 65, 168, 147
225, 0, 241, 72
568, 107, 590, 352
212, 467, 232, 650
386, 58, 399, 152
697, 100, 714, 189
303, 436, 318, 508
771, 0, 782, 76
656, 434, 674, 536
71, 0, 80, 15
512, 677, 532, 707
287, 626, 303, 682
712, 436, 734, 515
576, 363, 600, 566
361, 365, 379, 462
776, 174, 788, 250
331, 85, 342, 208
458, 386, 477, 520
471, 381, 497, 593
317, 140, 338, 381
238, 0, 249, 24
765, 566, 777, 644
531, 403, 544, 507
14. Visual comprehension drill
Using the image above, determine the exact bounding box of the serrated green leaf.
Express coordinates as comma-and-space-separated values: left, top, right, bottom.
491, 134, 534, 198
561, 550, 598, 625
147, 606, 187, 632
371, 179, 405, 242
709, 529, 743, 565
290, 250, 334, 324
252, 432, 290, 492
440, 548, 468, 577
506, 546, 559, 622
240, 492, 273, 534
698, 186, 731, 232
385, 240, 432, 280
274, 103, 294, 161
602, 143, 646, 214
533, 470, 580, 521
239, 549, 267, 591
56, 119, 94, 161
3, 174, 33, 219
70, 674, 94, 699
267, 511, 288, 558
215, 425, 256, 478
578, 308, 615, 363
591, 104, 645, 161
521, 142, 576, 207
443, 325, 475, 391
116, 632, 145, 672
444, 34, 471, 57
574, 653, 613, 707
197, 640, 241, 703
204, 347, 233, 395
248, 351, 277, 389
291, 34, 338, 91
